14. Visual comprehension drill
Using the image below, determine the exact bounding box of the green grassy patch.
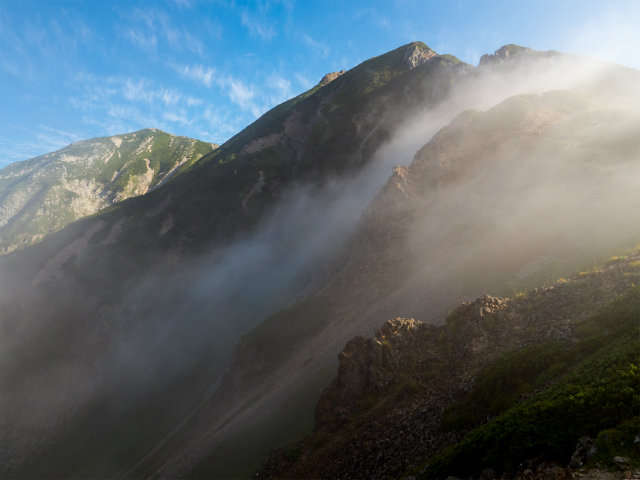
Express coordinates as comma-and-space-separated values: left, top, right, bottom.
418, 286, 640, 478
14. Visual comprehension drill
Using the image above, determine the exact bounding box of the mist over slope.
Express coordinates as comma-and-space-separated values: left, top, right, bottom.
0, 128, 216, 253
1, 42, 639, 479
172, 49, 640, 478
0, 42, 471, 477
261, 255, 640, 479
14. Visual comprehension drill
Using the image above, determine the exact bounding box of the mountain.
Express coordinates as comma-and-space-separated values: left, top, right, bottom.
0, 41, 473, 478
0, 128, 217, 253
177, 61, 640, 477
260, 254, 640, 478
1, 42, 639, 479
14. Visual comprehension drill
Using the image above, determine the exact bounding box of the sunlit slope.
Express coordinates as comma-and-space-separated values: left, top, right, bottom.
0, 128, 216, 253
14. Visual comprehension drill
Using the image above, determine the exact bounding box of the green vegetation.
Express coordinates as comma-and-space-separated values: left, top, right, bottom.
0, 129, 216, 253
440, 340, 574, 432
590, 416, 640, 469
419, 286, 640, 478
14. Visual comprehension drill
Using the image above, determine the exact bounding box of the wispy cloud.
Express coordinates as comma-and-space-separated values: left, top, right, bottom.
301, 33, 330, 58
123, 8, 205, 56
294, 73, 313, 90
217, 76, 262, 117
186, 96, 203, 106
172, 0, 193, 9
266, 72, 292, 105
241, 11, 276, 40
0, 126, 85, 165
125, 28, 157, 50
64, 72, 238, 144
163, 110, 191, 125
173, 64, 216, 87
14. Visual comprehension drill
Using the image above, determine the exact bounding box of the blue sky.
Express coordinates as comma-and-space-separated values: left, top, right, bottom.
1, 0, 639, 167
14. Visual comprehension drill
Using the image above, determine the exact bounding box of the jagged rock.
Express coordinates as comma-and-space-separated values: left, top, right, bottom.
570, 436, 597, 468
259, 254, 640, 480
613, 457, 631, 467
479, 44, 557, 67
402, 42, 437, 69
319, 70, 346, 85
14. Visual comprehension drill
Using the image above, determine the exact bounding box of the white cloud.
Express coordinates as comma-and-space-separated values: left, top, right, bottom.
223, 76, 261, 117
163, 110, 190, 125
161, 89, 182, 105
174, 64, 216, 87
241, 11, 276, 40
124, 8, 205, 56
126, 28, 157, 50
266, 72, 292, 105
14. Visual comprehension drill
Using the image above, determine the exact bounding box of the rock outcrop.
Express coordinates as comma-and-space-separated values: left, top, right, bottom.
260, 254, 640, 479
319, 70, 346, 86
403, 42, 438, 68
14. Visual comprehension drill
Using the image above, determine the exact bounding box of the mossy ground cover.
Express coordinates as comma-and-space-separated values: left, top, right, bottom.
417, 285, 640, 478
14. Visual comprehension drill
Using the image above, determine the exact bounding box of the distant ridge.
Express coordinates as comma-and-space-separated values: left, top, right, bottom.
0, 128, 217, 253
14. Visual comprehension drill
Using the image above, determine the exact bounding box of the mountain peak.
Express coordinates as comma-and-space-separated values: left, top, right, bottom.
402, 41, 437, 68
319, 70, 346, 86
479, 44, 557, 66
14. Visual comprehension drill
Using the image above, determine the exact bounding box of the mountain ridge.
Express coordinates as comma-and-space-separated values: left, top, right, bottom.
0, 128, 217, 253
260, 254, 640, 479
1, 41, 639, 480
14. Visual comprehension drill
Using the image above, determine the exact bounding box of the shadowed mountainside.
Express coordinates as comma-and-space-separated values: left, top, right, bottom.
260, 255, 640, 479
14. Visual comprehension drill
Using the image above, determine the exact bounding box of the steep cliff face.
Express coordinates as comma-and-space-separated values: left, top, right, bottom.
0, 128, 216, 253
261, 255, 640, 479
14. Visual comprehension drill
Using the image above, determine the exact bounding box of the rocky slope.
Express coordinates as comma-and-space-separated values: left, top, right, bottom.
260, 254, 640, 479
181, 51, 640, 478
0, 41, 474, 479
1, 42, 639, 480
0, 128, 216, 253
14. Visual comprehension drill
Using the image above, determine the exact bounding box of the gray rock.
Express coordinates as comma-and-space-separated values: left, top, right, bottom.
570, 436, 596, 468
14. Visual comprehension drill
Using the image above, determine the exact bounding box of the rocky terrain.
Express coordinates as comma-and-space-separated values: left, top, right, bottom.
1, 42, 639, 479
260, 255, 640, 479
0, 128, 216, 253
